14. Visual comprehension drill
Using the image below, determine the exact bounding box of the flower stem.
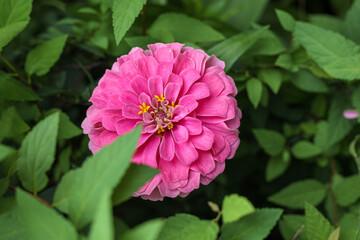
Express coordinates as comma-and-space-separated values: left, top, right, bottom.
0, 53, 29, 87
8, 185, 52, 207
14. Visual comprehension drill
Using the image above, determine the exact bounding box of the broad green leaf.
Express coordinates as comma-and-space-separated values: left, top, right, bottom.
222, 194, 255, 223
328, 227, 340, 240
208, 26, 268, 71
0, 106, 30, 142
46, 109, 82, 139
246, 78, 262, 108
268, 179, 326, 209
291, 140, 323, 159
89, 188, 113, 240
25, 34, 68, 76
0, 209, 27, 240
0, 178, 9, 196
259, 68, 282, 94
305, 202, 334, 240
333, 175, 360, 207
275, 9, 295, 31
52, 170, 76, 213
157, 214, 219, 240
0, 144, 14, 162
252, 129, 285, 156
221, 208, 283, 240
294, 22, 360, 80
1, 151, 18, 178
112, 164, 159, 205
290, 70, 328, 93
339, 213, 358, 240
266, 156, 290, 181
311, 95, 327, 119
0, 0, 32, 51
344, 0, 360, 44
309, 14, 343, 33
278, 214, 305, 240
16, 188, 77, 240
148, 13, 224, 43
66, 128, 141, 229
119, 219, 164, 240
112, 0, 147, 45
244, 27, 285, 56
352, 86, 360, 111
314, 121, 330, 150
275, 53, 299, 72
0, 72, 40, 102
18, 112, 60, 194
54, 146, 71, 182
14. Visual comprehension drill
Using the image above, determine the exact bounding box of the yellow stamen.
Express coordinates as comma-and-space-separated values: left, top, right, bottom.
154, 93, 166, 102
138, 102, 150, 114
167, 122, 174, 130
167, 101, 179, 109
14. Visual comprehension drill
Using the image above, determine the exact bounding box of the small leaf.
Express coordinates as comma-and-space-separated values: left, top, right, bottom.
323, 55, 360, 80
333, 175, 360, 207
278, 214, 305, 240
0, 144, 14, 162
112, 0, 147, 45
18, 113, 60, 194
25, 34, 68, 76
52, 170, 76, 213
148, 13, 224, 43
275, 9, 295, 31
0, 208, 27, 240
208, 26, 268, 71
0, 106, 30, 142
343, 0, 360, 44
207, 201, 220, 213
339, 213, 358, 240
305, 202, 334, 240
157, 214, 219, 240
16, 188, 77, 240
290, 69, 328, 93
259, 68, 282, 94
0, 178, 9, 196
275, 53, 298, 72
222, 194, 255, 223
253, 129, 286, 156
352, 86, 360, 111
266, 156, 290, 181
246, 78, 263, 108
268, 179, 326, 209
54, 146, 71, 182
221, 208, 283, 240
112, 164, 159, 205
328, 227, 340, 240
89, 188, 113, 240
291, 140, 323, 159
119, 219, 164, 240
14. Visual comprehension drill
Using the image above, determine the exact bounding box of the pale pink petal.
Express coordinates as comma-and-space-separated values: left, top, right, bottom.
115, 119, 139, 135
99, 130, 118, 146
139, 92, 151, 106
196, 97, 228, 117
157, 62, 173, 84
180, 68, 201, 94
180, 117, 202, 135
141, 135, 161, 168
344, 110, 359, 119
173, 54, 195, 74
154, 47, 174, 62
122, 104, 142, 119
191, 151, 215, 175
177, 171, 200, 193
159, 131, 175, 161
171, 124, 189, 144
120, 90, 138, 105
148, 75, 164, 97
159, 157, 189, 182
191, 127, 214, 151
206, 55, 225, 69
186, 82, 210, 100
102, 109, 122, 131
175, 141, 199, 165
137, 57, 158, 78
200, 72, 225, 96
130, 75, 149, 96
164, 83, 181, 103
178, 95, 198, 114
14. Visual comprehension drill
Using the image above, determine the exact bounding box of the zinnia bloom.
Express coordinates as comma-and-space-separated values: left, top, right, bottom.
343, 109, 359, 119
82, 43, 241, 200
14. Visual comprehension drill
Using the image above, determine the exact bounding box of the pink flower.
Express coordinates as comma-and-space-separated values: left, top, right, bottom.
82, 43, 241, 201
343, 109, 359, 119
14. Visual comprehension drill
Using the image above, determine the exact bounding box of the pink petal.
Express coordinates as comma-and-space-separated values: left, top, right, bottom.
167, 73, 183, 87
175, 141, 199, 165
154, 47, 174, 63
120, 90, 138, 105
180, 68, 201, 94
159, 157, 189, 182
177, 171, 200, 193
180, 117, 202, 135
137, 56, 158, 79
206, 55, 225, 69
115, 119, 139, 135
148, 75, 164, 98
141, 135, 161, 168
130, 75, 149, 96
183, 49, 208, 74
171, 124, 189, 144
212, 133, 226, 155
343, 110, 359, 119
173, 54, 195, 74
99, 130, 118, 146
191, 151, 215, 175
122, 104, 142, 119
102, 109, 123, 131
204, 161, 225, 181
128, 47, 147, 61
164, 83, 181, 103
119, 60, 141, 79
196, 97, 228, 117
178, 95, 198, 114
159, 131, 175, 161
186, 82, 210, 100
191, 127, 214, 151
200, 72, 225, 96
139, 92, 151, 106
142, 112, 153, 123
157, 62, 173, 84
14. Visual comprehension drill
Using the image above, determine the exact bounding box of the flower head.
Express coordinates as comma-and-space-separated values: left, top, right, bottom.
82, 43, 241, 200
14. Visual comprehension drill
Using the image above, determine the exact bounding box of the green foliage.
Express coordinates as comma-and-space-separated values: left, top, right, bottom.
0, 72, 39, 102
253, 129, 285, 156
268, 179, 326, 209
332, 175, 360, 207
265, 155, 290, 181
221, 208, 283, 240
278, 214, 305, 240
275, 9, 295, 32
305, 202, 334, 240
291, 140, 323, 159
119, 219, 164, 240
222, 194, 255, 223
246, 78, 263, 108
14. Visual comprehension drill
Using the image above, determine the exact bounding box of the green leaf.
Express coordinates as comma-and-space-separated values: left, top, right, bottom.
275, 9, 295, 31
290, 70, 328, 93
266, 156, 290, 181
222, 194, 255, 223
309, 14, 343, 33
294, 22, 360, 80
18, 112, 60, 194
112, 0, 147, 45
275, 53, 299, 72
305, 202, 334, 240
244, 27, 285, 56
246, 78, 263, 108
54, 146, 71, 182
0, 106, 30, 142
1, 151, 19, 178
268, 179, 326, 209
0, 209, 27, 240
112, 164, 159, 205
89, 188, 113, 240
148, 13, 224, 44
157, 214, 219, 240
46, 110, 82, 139
278, 214, 305, 240
252, 129, 286, 156
339, 213, 358, 240
0, 178, 9, 196
119, 219, 164, 240
352, 86, 360, 111
208, 26, 268, 71
333, 175, 360, 207
52, 170, 76, 213
16, 188, 77, 240
0, 144, 14, 162
344, 0, 360, 44
0, 0, 32, 51
221, 208, 283, 240
291, 140, 323, 159
259, 68, 282, 94
0, 72, 40, 102
25, 34, 68, 76
65, 127, 141, 229
327, 227, 340, 240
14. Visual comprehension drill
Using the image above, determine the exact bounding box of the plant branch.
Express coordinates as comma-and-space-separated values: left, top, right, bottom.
8, 185, 52, 207
0, 53, 30, 87
328, 158, 339, 227
292, 225, 305, 240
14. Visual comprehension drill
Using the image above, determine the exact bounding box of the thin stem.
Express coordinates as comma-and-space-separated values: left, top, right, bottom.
0, 53, 29, 87
8, 185, 52, 207
142, 0, 148, 36
292, 225, 305, 240
328, 158, 339, 226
